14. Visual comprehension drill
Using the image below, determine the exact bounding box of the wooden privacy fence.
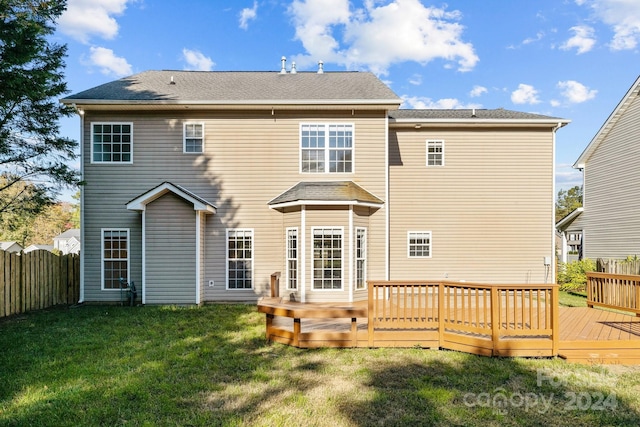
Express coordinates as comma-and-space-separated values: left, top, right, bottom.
1, 250, 80, 318
367, 280, 560, 357
586, 271, 640, 316
597, 258, 640, 275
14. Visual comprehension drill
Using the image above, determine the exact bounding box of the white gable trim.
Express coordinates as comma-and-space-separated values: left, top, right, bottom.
126, 182, 216, 213
574, 75, 640, 169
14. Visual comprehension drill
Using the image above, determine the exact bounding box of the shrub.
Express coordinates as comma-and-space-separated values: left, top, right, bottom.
557, 258, 596, 292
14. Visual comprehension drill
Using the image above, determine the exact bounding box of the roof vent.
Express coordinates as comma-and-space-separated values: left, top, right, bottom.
317, 60, 324, 74
291, 61, 297, 74
471, 108, 476, 117
280, 56, 287, 74
170, 75, 176, 85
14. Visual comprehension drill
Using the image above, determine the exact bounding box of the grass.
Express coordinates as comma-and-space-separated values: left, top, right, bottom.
1, 304, 640, 426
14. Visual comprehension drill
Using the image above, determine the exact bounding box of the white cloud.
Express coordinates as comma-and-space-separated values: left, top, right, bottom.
239, 1, 258, 30
408, 74, 422, 85
87, 46, 132, 76
469, 85, 488, 97
288, 0, 478, 75
182, 49, 215, 71
59, 0, 133, 43
580, 0, 640, 50
560, 25, 596, 54
522, 31, 545, 45
401, 95, 481, 109
511, 84, 541, 105
557, 80, 597, 103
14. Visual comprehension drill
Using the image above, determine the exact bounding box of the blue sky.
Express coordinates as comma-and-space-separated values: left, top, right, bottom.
54, 0, 640, 201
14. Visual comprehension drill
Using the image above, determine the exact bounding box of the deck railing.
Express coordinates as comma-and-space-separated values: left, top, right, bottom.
368, 281, 559, 356
586, 272, 640, 316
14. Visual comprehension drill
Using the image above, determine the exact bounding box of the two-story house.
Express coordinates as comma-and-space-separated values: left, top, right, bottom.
62, 67, 568, 305
573, 75, 640, 260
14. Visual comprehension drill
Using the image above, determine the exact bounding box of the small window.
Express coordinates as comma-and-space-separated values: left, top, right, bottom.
184, 123, 204, 153
408, 231, 432, 258
227, 229, 253, 290
92, 123, 133, 163
301, 123, 353, 173
426, 140, 444, 166
312, 227, 343, 290
355, 227, 367, 290
286, 228, 298, 290
102, 229, 129, 289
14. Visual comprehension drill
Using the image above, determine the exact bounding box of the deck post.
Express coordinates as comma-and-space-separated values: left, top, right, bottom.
351, 318, 357, 347
293, 318, 301, 347
490, 286, 500, 356
438, 282, 444, 348
368, 283, 374, 347
551, 285, 560, 356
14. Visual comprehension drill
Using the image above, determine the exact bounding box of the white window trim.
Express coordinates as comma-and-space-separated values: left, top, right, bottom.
311, 226, 344, 291
299, 123, 355, 174
407, 231, 432, 258
225, 228, 255, 291
286, 227, 298, 291
426, 139, 445, 167
90, 122, 134, 164
100, 228, 130, 291
355, 227, 367, 291
183, 122, 205, 154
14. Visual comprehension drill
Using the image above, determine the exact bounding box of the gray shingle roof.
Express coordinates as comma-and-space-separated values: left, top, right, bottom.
63, 70, 401, 105
269, 181, 384, 207
389, 109, 566, 121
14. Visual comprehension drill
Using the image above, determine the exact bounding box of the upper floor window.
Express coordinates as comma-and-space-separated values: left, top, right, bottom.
301, 123, 353, 173
408, 231, 432, 258
92, 123, 132, 163
184, 123, 204, 153
426, 140, 444, 166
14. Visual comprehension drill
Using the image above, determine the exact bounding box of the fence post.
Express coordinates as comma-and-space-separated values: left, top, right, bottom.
438, 282, 444, 347
368, 282, 374, 347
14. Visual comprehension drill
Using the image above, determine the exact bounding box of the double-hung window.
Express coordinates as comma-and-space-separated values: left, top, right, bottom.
312, 227, 343, 290
426, 140, 444, 166
101, 229, 129, 289
408, 231, 432, 258
184, 123, 204, 153
355, 227, 367, 290
92, 123, 132, 163
301, 123, 353, 173
227, 229, 253, 289
286, 228, 298, 290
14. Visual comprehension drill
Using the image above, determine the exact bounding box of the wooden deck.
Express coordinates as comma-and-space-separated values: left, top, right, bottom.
258, 280, 640, 365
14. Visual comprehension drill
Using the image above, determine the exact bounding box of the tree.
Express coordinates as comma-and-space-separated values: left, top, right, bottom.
0, 0, 78, 215
555, 185, 583, 222
0, 175, 52, 246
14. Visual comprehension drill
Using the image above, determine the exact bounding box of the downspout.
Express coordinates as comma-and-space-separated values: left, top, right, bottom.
551, 121, 563, 284
77, 106, 85, 303
385, 112, 390, 281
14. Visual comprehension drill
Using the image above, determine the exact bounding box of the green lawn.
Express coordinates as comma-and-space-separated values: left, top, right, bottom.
2, 304, 640, 427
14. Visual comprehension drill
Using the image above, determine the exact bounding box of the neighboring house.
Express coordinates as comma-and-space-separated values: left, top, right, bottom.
23, 244, 54, 253
0, 241, 23, 253
62, 66, 568, 305
53, 229, 81, 254
574, 75, 640, 260
555, 208, 583, 263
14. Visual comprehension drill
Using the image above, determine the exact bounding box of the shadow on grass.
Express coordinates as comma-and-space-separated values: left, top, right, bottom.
337, 352, 640, 427
2, 306, 640, 426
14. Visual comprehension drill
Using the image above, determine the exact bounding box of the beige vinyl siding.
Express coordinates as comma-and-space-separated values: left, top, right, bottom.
145, 193, 196, 304
389, 127, 554, 284
82, 109, 388, 303
583, 94, 640, 259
